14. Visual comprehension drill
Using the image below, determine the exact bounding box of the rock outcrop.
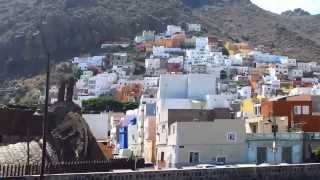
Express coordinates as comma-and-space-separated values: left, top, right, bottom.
47, 76, 105, 161
281, 8, 311, 17
0, 78, 105, 164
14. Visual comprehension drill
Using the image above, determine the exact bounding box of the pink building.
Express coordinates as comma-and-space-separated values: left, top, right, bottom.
144, 103, 157, 163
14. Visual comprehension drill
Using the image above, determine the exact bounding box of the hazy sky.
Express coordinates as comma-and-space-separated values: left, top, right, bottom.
251, 0, 320, 15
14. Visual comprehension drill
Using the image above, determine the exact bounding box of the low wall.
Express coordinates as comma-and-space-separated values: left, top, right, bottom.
9, 163, 320, 180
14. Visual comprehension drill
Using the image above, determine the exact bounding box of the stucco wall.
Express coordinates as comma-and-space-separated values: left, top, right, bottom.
163, 120, 247, 167
247, 133, 303, 164
15, 164, 320, 180
170, 120, 246, 145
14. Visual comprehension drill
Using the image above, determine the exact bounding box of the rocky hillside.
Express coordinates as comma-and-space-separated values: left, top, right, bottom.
281, 8, 311, 17
1, 0, 320, 80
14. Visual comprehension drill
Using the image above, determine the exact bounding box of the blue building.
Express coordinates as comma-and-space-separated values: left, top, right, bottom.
119, 127, 128, 149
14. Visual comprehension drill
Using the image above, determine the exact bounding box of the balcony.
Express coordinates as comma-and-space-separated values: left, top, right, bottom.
304, 133, 320, 140
247, 133, 303, 141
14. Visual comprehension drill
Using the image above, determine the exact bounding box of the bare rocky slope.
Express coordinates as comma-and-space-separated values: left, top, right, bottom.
0, 0, 320, 80
281, 8, 311, 16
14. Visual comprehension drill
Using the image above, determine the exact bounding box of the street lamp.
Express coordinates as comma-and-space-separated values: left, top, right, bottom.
24, 30, 41, 176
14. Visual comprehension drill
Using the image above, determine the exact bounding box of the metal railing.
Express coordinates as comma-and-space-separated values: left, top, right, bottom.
0, 158, 145, 178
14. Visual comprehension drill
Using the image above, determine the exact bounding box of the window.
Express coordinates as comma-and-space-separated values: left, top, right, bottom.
252, 124, 257, 134
169, 125, 175, 135
172, 125, 176, 134
216, 157, 227, 165
255, 105, 261, 116
302, 106, 310, 115
160, 152, 165, 161
227, 132, 237, 142
189, 152, 200, 163
294, 106, 302, 115
162, 125, 165, 133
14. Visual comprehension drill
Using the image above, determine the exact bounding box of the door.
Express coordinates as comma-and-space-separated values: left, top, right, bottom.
257, 147, 267, 164
282, 147, 292, 164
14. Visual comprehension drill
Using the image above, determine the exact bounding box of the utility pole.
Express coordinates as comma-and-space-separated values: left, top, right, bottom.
271, 117, 278, 165
39, 18, 50, 180
40, 51, 50, 180
26, 121, 30, 175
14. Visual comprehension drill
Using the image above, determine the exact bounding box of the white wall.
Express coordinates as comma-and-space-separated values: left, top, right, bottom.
83, 113, 109, 141
158, 74, 217, 100
162, 119, 247, 167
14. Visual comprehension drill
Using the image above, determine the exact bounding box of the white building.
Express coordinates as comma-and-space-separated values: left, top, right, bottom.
73, 56, 105, 70
76, 71, 94, 96
158, 74, 217, 100
288, 69, 303, 80
88, 73, 117, 96
230, 54, 244, 66
260, 83, 279, 98
184, 49, 216, 72
164, 118, 247, 167
166, 25, 183, 36
281, 58, 297, 67
195, 37, 209, 50
297, 62, 317, 73
168, 56, 184, 66
145, 58, 161, 76
301, 77, 318, 84
144, 77, 159, 88
156, 74, 246, 168
112, 65, 128, 79
135, 30, 155, 43
238, 86, 252, 99
153, 46, 170, 58
187, 23, 201, 32
268, 64, 288, 76
110, 53, 128, 66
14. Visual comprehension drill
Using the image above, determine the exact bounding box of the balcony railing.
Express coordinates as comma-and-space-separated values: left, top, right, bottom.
247, 133, 304, 140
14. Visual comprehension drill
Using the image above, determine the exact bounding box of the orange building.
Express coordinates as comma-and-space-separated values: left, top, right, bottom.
154, 38, 175, 48
171, 32, 186, 47
116, 83, 143, 102
225, 42, 252, 55
98, 141, 115, 159
261, 95, 320, 132
153, 32, 186, 48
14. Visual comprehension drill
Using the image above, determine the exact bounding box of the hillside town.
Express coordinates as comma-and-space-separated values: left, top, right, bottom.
2, 23, 320, 176
65, 23, 320, 168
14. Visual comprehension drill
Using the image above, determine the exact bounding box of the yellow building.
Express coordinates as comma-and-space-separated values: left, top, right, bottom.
241, 98, 255, 115
242, 97, 289, 134
224, 42, 238, 55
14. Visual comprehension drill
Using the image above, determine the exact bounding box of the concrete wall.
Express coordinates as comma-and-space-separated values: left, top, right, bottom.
247, 133, 303, 164
165, 120, 247, 167
15, 164, 320, 180
172, 120, 246, 145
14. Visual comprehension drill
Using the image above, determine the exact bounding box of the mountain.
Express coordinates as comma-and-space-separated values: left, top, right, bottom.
281, 8, 311, 17
1, 0, 320, 80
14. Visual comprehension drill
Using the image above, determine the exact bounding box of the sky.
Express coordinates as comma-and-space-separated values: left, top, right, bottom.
251, 0, 320, 15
